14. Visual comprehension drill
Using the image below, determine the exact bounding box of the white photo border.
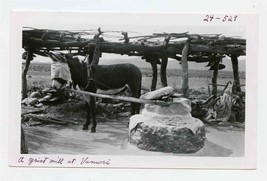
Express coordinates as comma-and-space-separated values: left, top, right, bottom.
9, 11, 258, 169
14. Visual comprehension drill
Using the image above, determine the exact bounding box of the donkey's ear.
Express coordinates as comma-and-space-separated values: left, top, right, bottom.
46, 52, 58, 62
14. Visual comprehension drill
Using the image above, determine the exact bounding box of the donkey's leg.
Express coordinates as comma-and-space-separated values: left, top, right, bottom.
134, 102, 140, 114
127, 88, 136, 115
129, 85, 141, 115
133, 90, 141, 114
90, 96, 97, 133
135, 102, 141, 114
83, 101, 91, 130
130, 102, 136, 115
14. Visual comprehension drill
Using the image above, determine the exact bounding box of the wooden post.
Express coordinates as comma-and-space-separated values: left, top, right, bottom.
231, 55, 241, 93
144, 54, 159, 91
160, 35, 171, 88
87, 48, 94, 64
150, 60, 158, 91
211, 58, 220, 97
21, 49, 32, 99
181, 40, 189, 98
122, 32, 129, 44
91, 35, 101, 65
160, 55, 168, 87
150, 58, 158, 91
91, 28, 102, 65
86, 29, 102, 88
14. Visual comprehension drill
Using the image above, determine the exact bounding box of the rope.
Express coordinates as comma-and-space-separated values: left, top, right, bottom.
84, 64, 113, 90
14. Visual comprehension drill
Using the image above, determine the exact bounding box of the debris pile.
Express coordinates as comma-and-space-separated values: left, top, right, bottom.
191, 82, 245, 126
22, 87, 70, 107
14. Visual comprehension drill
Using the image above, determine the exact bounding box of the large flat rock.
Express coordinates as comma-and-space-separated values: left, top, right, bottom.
129, 114, 205, 153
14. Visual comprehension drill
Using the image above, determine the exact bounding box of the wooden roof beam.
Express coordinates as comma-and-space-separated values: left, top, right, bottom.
24, 37, 93, 48
23, 37, 246, 57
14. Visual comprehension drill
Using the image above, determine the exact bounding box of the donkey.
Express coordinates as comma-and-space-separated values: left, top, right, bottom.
66, 55, 142, 132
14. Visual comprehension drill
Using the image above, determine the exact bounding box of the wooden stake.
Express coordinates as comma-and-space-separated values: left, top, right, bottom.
91, 29, 102, 65
181, 40, 189, 98
211, 58, 220, 96
21, 49, 32, 99
91, 36, 101, 65
231, 55, 241, 92
145, 54, 159, 91
150, 59, 158, 91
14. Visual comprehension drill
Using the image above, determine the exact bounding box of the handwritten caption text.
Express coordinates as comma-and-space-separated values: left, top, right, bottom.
18, 156, 111, 166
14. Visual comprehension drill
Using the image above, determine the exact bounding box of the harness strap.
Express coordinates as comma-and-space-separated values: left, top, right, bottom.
90, 78, 112, 89
84, 63, 112, 90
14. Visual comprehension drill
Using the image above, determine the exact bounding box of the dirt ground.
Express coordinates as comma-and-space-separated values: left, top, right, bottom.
22, 63, 245, 157
23, 99, 244, 157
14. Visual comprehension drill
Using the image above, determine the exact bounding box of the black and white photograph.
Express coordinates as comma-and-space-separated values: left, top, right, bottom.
8, 11, 258, 169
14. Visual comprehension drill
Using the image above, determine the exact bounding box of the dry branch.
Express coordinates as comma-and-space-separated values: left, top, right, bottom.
153, 32, 189, 38
49, 117, 79, 125
23, 114, 68, 125
23, 114, 78, 125
21, 108, 45, 116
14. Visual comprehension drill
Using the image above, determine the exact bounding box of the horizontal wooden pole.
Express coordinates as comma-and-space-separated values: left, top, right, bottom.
25, 37, 92, 48
96, 41, 245, 56
189, 44, 245, 55
24, 36, 246, 56
92, 42, 165, 52
68, 89, 172, 106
